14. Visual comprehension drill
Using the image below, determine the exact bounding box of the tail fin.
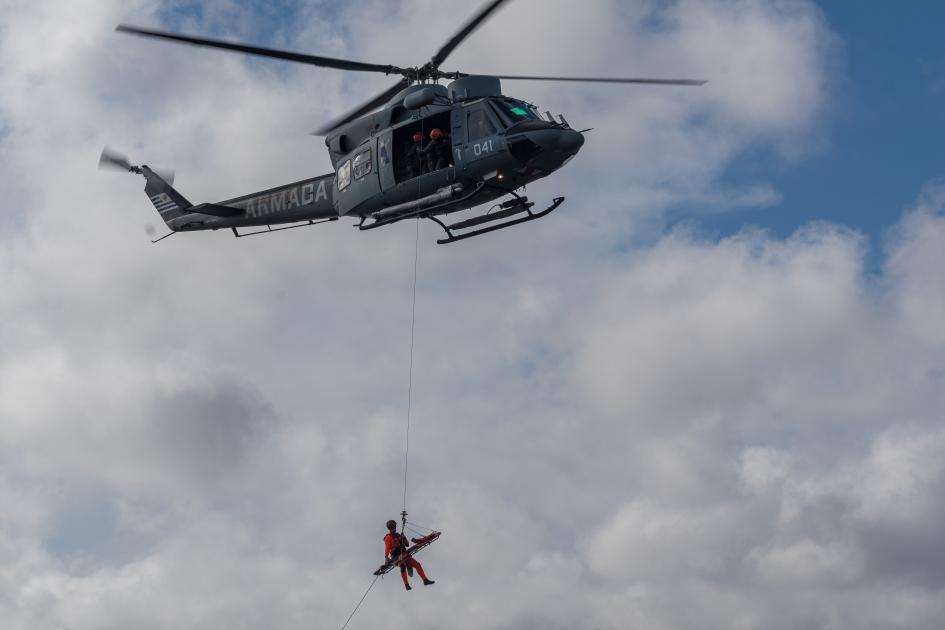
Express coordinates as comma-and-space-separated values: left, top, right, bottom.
98, 147, 194, 229
141, 166, 192, 226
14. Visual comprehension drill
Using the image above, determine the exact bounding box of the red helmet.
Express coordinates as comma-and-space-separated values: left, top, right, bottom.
412, 131, 424, 143
386, 519, 397, 530
430, 128, 444, 140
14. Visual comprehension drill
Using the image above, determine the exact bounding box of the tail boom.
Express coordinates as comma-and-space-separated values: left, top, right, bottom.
143, 171, 337, 233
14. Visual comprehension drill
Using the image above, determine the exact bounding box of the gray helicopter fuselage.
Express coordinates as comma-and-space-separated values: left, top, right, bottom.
113, 4, 701, 243
162, 77, 583, 236
326, 77, 584, 219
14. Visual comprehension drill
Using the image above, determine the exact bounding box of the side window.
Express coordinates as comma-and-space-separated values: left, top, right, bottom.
337, 159, 351, 190
352, 149, 372, 179
467, 108, 496, 142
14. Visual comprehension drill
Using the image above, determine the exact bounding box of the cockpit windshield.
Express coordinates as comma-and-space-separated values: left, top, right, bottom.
489, 98, 544, 127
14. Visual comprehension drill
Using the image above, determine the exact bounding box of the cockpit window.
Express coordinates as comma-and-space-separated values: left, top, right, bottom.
489, 98, 543, 127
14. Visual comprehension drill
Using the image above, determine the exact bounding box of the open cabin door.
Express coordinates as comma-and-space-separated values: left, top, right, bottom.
381, 110, 456, 202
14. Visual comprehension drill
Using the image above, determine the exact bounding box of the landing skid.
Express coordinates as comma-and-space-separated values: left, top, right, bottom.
428, 196, 564, 244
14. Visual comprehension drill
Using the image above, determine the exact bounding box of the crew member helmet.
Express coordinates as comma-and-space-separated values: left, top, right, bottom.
386, 519, 397, 530
412, 131, 424, 143
430, 128, 444, 140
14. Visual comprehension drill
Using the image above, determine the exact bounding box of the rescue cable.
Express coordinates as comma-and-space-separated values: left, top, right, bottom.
402, 217, 420, 514
338, 574, 380, 630
334, 219, 424, 630
402, 113, 427, 514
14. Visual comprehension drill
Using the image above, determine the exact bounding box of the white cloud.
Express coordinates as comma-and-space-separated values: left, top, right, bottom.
854, 427, 945, 522
750, 537, 863, 585
574, 222, 871, 426
586, 499, 736, 581
739, 446, 791, 494
2, 1, 945, 629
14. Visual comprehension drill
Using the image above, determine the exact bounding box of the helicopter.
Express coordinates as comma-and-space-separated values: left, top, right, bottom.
103, 0, 704, 244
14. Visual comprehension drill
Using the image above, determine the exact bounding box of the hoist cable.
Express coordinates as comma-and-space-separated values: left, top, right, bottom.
338, 574, 380, 630
403, 112, 425, 519
402, 218, 420, 515
333, 184, 424, 630
334, 222, 421, 630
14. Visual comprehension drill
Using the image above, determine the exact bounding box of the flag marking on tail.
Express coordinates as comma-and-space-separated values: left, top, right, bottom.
149, 193, 179, 213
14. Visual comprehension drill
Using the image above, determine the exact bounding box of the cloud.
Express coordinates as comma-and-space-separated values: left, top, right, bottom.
2, 1, 944, 629
750, 537, 863, 585
586, 498, 737, 581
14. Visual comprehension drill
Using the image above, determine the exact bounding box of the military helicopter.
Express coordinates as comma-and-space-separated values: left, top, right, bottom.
103, 0, 704, 244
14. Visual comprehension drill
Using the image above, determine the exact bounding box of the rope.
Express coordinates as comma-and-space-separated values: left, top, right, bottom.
338, 574, 380, 630
402, 218, 421, 515
405, 520, 435, 533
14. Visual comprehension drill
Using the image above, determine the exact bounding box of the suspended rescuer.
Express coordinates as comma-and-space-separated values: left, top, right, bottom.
384, 519, 435, 591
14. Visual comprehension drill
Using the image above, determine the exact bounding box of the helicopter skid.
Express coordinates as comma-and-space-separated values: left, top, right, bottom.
430, 196, 564, 244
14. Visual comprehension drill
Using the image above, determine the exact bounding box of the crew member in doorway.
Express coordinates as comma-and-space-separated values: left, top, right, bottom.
423, 127, 451, 172
384, 519, 435, 591
406, 131, 425, 178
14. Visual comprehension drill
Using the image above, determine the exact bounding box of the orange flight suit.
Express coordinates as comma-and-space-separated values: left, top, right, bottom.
384, 531, 429, 587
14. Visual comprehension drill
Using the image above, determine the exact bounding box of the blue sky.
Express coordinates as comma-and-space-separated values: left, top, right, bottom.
705, 1, 945, 253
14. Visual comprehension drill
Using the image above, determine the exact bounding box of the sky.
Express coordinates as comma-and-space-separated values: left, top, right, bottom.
1, 1, 944, 629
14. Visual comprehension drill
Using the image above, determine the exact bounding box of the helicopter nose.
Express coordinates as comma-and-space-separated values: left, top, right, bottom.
506, 124, 585, 170
556, 129, 584, 153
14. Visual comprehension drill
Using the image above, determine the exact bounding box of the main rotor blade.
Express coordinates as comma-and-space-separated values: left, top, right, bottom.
312, 78, 410, 136
491, 74, 707, 86
116, 24, 402, 75
429, 0, 511, 68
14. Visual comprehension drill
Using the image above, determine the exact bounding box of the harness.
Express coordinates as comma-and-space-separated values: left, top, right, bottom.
386, 531, 408, 560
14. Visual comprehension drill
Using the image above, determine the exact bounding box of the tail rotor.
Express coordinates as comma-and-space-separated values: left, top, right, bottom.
98, 146, 175, 185
98, 145, 137, 172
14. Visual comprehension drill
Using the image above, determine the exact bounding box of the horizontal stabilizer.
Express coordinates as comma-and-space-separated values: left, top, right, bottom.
187, 203, 244, 218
